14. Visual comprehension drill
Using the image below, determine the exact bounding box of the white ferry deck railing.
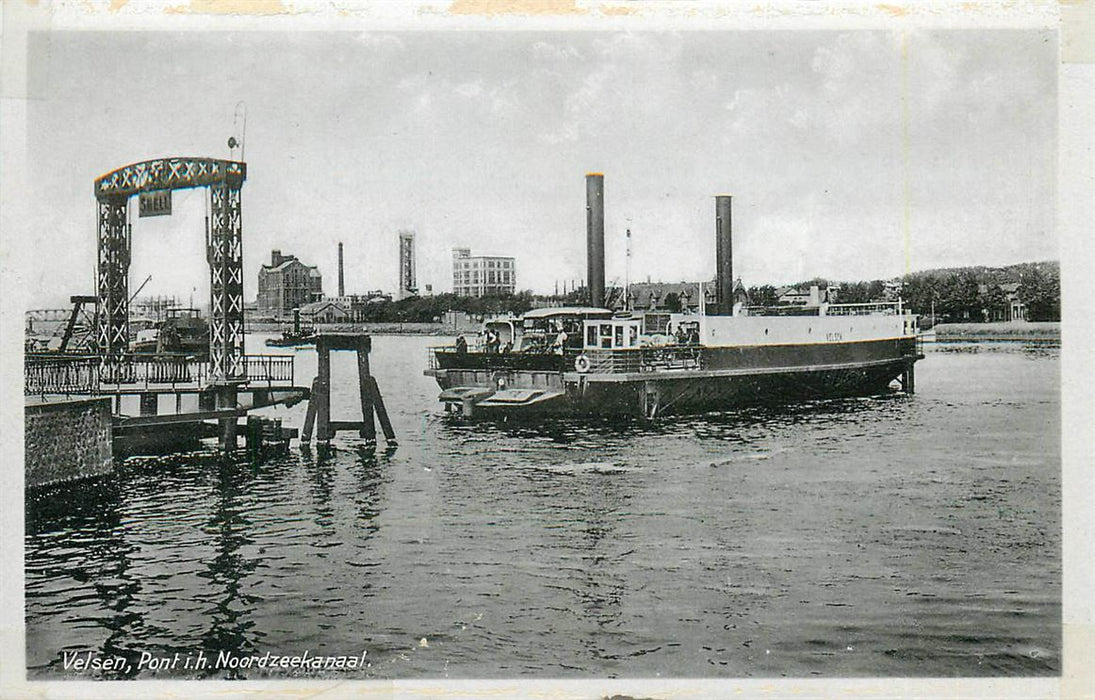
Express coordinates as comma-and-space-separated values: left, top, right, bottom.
824, 302, 902, 316
429, 344, 703, 374
568, 347, 703, 373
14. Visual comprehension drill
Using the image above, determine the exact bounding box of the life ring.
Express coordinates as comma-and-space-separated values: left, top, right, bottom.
574, 354, 592, 373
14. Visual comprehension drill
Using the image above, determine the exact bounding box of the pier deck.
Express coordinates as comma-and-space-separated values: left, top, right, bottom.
26, 352, 310, 459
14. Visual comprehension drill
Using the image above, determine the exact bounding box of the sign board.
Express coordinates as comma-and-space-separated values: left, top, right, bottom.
139, 189, 172, 217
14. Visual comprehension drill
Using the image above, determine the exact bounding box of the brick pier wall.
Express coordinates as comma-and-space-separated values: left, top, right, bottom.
25, 397, 113, 489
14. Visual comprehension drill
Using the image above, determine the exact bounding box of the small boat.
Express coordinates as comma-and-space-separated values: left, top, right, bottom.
265, 309, 316, 347
265, 330, 317, 347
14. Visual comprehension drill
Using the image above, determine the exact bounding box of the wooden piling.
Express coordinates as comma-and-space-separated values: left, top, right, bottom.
356, 337, 376, 442
215, 386, 238, 450
300, 332, 395, 446
302, 376, 320, 442
366, 376, 396, 443
246, 415, 263, 455
139, 393, 158, 416
316, 343, 332, 442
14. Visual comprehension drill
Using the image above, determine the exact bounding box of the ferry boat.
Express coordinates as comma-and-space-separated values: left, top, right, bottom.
424, 175, 924, 418
426, 301, 922, 418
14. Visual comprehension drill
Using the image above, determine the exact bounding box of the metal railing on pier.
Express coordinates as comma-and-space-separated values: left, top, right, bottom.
24, 354, 100, 395
244, 354, 295, 386
25, 353, 296, 395
98, 354, 209, 387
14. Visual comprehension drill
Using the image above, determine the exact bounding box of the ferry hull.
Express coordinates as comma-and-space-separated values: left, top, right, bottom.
580, 361, 908, 418
428, 337, 920, 418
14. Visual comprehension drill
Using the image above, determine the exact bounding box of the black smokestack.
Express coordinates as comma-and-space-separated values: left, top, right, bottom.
715, 195, 733, 314
338, 241, 345, 297
586, 173, 605, 308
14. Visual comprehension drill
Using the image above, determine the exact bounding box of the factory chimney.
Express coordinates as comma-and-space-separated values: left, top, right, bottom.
586, 173, 605, 308
715, 195, 733, 315
337, 241, 345, 297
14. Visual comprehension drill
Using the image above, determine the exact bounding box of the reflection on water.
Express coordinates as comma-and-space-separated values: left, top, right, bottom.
26, 337, 1060, 678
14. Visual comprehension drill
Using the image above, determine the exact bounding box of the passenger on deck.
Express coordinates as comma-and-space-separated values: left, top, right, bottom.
551, 328, 568, 354
485, 329, 500, 354
501, 341, 513, 355
455, 335, 468, 354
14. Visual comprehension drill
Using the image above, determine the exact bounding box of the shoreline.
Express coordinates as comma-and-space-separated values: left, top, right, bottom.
932, 322, 1060, 343
247, 321, 453, 336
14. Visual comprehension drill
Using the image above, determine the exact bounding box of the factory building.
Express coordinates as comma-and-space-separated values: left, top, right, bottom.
257, 249, 323, 316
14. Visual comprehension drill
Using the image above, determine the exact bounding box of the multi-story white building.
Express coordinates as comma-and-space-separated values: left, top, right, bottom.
452, 247, 516, 297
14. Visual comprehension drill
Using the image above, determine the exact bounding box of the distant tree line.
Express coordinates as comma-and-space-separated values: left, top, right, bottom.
900, 262, 1060, 322
745, 261, 1059, 322
355, 291, 539, 324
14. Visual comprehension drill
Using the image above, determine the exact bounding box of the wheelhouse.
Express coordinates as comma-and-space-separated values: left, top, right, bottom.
583, 317, 641, 350
517, 307, 612, 353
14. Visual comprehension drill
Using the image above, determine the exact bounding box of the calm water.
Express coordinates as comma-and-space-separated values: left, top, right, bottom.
25, 335, 1061, 679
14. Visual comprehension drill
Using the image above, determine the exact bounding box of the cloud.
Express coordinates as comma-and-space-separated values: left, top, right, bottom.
689, 69, 718, 92
354, 33, 405, 52
454, 81, 483, 98
454, 79, 521, 117
537, 33, 684, 144
531, 40, 581, 62
486, 83, 521, 117
396, 74, 425, 92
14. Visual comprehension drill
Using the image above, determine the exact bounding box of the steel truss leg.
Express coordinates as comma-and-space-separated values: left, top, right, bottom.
96, 196, 129, 367
208, 183, 245, 381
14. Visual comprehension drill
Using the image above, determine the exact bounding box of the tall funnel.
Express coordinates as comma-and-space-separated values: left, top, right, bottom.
715, 195, 733, 314
586, 173, 605, 308
337, 241, 345, 297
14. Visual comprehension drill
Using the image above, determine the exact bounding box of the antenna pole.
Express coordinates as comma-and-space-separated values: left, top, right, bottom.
231, 101, 248, 161
625, 227, 632, 311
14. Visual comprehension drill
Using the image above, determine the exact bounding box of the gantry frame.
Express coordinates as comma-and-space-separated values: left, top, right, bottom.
94, 157, 247, 382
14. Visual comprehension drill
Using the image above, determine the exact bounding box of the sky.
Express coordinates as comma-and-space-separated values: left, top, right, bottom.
24, 28, 1056, 308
